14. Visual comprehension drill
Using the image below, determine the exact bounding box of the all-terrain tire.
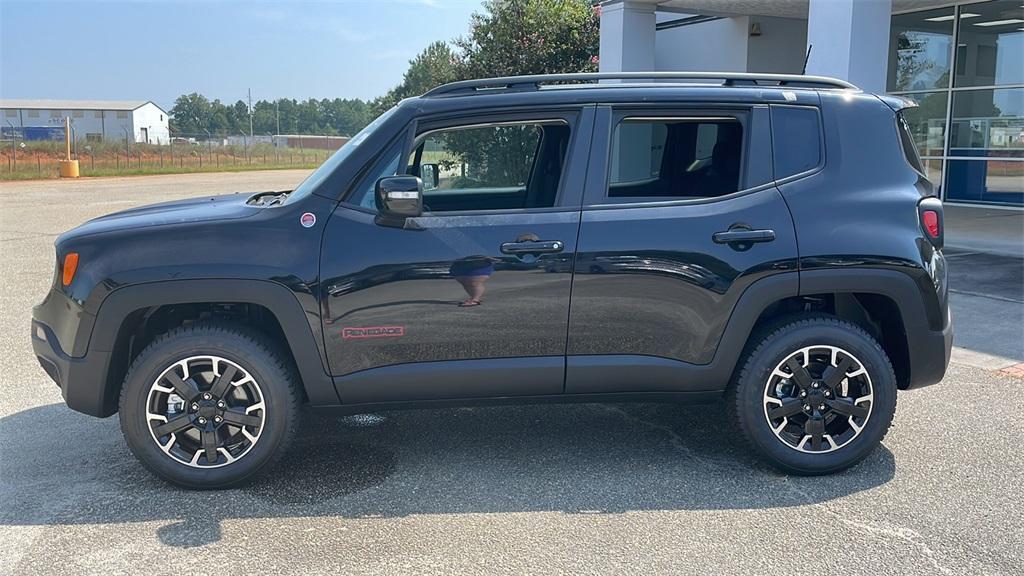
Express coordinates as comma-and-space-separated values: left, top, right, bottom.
727, 315, 897, 475
118, 323, 301, 489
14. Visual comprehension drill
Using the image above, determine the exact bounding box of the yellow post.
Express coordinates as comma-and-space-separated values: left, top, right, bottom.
59, 116, 80, 178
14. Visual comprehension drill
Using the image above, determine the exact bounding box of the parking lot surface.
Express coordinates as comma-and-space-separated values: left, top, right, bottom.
1, 171, 1022, 575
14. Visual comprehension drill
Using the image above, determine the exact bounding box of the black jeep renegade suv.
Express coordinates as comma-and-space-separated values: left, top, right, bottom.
32, 72, 952, 488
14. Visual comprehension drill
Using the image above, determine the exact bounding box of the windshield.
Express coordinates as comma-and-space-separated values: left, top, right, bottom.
287, 106, 400, 203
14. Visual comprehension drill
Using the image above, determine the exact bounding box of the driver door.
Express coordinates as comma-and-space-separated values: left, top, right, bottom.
320, 107, 593, 404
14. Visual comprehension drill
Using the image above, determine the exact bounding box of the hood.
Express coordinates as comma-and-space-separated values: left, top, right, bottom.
62, 193, 260, 240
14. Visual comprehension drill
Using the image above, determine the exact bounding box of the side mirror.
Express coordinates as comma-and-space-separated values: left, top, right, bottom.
420, 163, 440, 190
375, 175, 423, 227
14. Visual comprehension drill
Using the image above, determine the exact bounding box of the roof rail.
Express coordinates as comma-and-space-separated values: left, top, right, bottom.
421, 72, 858, 98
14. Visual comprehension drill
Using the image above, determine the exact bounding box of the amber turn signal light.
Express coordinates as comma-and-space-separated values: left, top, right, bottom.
62, 252, 79, 286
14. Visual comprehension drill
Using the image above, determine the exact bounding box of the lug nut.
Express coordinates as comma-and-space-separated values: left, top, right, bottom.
803, 404, 811, 412
191, 403, 199, 411
197, 417, 207, 425
800, 391, 807, 398
202, 393, 212, 400
217, 401, 226, 409
818, 404, 826, 410
811, 382, 819, 389
824, 390, 832, 398
214, 415, 223, 423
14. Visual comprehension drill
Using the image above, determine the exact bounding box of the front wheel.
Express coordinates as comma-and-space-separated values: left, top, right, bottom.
728, 316, 897, 475
119, 323, 300, 489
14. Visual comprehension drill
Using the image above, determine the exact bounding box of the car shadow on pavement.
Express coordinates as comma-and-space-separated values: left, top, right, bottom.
0, 401, 895, 548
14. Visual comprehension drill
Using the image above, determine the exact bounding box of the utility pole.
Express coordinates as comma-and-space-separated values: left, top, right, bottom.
275, 99, 280, 139
247, 88, 254, 160
6, 120, 16, 171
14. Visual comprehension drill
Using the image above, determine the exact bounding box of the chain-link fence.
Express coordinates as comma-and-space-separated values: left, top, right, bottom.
1, 128, 349, 179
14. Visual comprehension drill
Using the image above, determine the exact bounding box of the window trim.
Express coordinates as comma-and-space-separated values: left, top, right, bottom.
340, 107, 587, 216
587, 108, 753, 208
769, 104, 827, 185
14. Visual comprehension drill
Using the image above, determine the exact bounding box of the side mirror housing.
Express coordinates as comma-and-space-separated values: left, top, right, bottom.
374, 175, 423, 227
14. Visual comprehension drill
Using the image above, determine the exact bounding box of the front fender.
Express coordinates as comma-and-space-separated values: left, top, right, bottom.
82, 279, 336, 416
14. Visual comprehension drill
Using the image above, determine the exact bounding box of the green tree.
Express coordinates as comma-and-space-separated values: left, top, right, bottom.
169, 93, 212, 134
438, 0, 599, 185
456, 0, 600, 78
372, 41, 463, 116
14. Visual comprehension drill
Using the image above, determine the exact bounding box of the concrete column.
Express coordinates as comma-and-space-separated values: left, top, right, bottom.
599, 1, 656, 72
805, 0, 891, 92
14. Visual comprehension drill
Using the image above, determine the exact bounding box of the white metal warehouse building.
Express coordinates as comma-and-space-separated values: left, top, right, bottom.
0, 99, 170, 144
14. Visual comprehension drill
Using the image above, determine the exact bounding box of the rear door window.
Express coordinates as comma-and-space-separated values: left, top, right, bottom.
770, 105, 823, 179
607, 117, 745, 200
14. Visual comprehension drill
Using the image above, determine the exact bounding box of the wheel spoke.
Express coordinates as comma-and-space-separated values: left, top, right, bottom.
221, 409, 261, 429
153, 415, 193, 438
785, 357, 814, 389
209, 363, 238, 399
826, 398, 870, 419
767, 398, 805, 420
201, 428, 219, 464
164, 371, 199, 401
823, 356, 855, 389
805, 416, 825, 450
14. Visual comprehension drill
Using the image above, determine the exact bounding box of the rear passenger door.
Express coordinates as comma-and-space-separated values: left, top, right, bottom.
565, 104, 801, 393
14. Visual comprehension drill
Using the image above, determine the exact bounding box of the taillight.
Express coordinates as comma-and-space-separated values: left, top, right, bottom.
62, 252, 79, 286
922, 210, 940, 238
918, 198, 944, 249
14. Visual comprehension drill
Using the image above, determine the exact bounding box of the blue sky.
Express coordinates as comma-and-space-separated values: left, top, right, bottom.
0, 0, 483, 109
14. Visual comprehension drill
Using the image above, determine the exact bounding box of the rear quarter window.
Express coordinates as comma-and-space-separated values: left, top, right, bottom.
771, 105, 823, 179
896, 111, 926, 176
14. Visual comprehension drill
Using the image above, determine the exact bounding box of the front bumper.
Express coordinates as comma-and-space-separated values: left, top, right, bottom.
32, 319, 114, 417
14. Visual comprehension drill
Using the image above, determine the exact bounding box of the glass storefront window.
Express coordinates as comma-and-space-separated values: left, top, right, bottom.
953, 0, 1024, 87
888, 7, 954, 92
888, 1, 1024, 206
950, 88, 1024, 158
945, 159, 1024, 204
900, 91, 950, 156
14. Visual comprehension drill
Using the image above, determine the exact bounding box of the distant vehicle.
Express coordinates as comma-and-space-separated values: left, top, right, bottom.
32, 72, 952, 489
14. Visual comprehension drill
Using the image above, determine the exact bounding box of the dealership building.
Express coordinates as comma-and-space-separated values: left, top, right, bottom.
599, 0, 1024, 208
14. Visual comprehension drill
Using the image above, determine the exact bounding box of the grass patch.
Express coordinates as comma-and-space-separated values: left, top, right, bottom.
0, 162, 320, 181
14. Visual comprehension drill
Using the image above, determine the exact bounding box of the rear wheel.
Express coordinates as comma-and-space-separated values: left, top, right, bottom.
728, 315, 897, 475
119, 323, 300, 489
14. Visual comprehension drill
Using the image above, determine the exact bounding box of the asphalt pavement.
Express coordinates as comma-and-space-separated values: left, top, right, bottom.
1, 171, 1022, 576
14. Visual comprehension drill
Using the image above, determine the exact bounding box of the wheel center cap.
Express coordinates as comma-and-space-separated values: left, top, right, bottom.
807, 389, 826, 407
197, 401, 219, 419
